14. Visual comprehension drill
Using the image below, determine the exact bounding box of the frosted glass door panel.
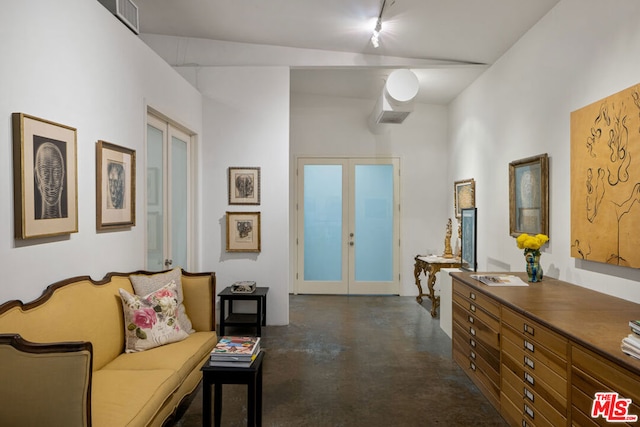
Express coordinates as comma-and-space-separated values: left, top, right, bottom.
303, 165, 343, 281
146, 124, 164, 271
354, 164, 393, 282
171, 136, 188, 269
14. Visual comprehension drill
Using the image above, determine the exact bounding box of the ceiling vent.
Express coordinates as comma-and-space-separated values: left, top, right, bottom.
98, 0, 140, 34
370, 69, 420, 125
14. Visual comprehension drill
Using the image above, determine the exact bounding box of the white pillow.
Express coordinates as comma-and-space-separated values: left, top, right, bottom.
130, 268, 194, 333
119, 281, 189, 352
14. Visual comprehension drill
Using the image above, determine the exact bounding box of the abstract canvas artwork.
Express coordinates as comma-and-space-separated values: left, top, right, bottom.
571, 83, 640, 267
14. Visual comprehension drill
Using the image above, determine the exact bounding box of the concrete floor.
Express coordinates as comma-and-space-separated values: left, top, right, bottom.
174, 295, 508, 427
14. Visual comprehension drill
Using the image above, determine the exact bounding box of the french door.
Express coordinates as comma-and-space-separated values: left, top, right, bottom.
146, 113, 192, 272
296, 158, 400, 295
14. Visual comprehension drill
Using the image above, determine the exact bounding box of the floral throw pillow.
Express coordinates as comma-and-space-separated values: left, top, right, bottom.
119, 281, 189, 353
129, 268, 194, 334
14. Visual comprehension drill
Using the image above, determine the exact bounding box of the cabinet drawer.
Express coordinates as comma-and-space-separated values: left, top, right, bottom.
502, 350, 567, 415
452, 291, 499, 331
502, 306, 568, 358
502, 362, 567, 427
453, 342, 501, 409
453, 301, 500, 349
572, 344, 640, 403
453, 280, 500, 318
502, 324, 568, 382
453, 322, 500, 374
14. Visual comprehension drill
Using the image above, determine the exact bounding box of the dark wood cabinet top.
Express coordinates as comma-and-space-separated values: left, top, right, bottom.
450, 271, 640, 376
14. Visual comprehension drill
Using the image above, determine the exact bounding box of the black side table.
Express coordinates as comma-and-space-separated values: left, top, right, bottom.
201, 350, 265, 427
218, 287, 269, 336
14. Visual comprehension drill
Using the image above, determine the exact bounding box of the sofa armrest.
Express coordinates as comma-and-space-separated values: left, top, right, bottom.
181, 270, 216, 332
0, 334, 92, 427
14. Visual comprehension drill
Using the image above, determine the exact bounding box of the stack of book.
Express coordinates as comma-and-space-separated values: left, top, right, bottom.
621, 320, 640, 360
210, 336, 261, 367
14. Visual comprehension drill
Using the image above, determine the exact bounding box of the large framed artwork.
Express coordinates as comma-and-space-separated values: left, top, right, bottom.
461, 208, 477, 272
571, 83, 640, 268
96, 140, 136, 230
509, 154, 549, 237
226, 211, 261, 252
228, 167, 260, 205
12, 113, 78, 239
454, 178, 475, 218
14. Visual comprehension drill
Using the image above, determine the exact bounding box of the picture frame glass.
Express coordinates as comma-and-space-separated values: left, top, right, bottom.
12, 113, 78, 239
97, 141, 136, 230
226, 211, 261, 252
461, 208, 477, 271
509, 154, 548, 237
228, 167, 260, 205
454, 179, 475, 218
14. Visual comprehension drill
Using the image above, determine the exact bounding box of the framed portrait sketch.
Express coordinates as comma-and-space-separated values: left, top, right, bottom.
509, 153, 549, 237
461, 208, 477, 272
226, 211, 261, 252
228, 167, 260, 205
454, 178, 475, 218
12, 113, 78, 239
96, 140, 136, 230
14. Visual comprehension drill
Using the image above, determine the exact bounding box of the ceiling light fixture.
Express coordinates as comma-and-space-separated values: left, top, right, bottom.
371, 0, 387, 48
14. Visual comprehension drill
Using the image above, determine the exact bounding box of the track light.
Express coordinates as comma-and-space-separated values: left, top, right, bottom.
371, 18, 382, 48
371, 0, 387, 48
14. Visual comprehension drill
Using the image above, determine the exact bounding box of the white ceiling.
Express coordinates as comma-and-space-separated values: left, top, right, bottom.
134, 0, 560, 104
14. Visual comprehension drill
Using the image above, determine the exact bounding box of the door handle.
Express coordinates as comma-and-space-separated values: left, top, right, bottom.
164, 259, 173, 268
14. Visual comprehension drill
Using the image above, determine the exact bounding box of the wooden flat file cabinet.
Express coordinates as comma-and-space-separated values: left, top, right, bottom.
450, 272, 640, 427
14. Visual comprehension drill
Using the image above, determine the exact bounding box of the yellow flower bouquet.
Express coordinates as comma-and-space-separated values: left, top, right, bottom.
516, 233, 549, 255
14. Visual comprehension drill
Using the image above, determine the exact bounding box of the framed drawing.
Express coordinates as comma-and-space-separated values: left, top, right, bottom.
509, 153, 549, 237
228, 167, 260, 205
461, 208, 477, 272
96, 140, 136, 230
454, 178, 475, 218
226, 211, 261, 252
12, 113, 78, 239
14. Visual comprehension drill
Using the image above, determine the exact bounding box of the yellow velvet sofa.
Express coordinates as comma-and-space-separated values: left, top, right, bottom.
0, 269, 217, 427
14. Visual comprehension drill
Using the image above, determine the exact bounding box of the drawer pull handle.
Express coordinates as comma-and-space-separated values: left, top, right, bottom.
470, 350, 476, 360
470, 326, 476, 336
524, 356, 535, 369
470, 361, 476, 371
524, 387, 534, 402
524, 372, 534, 385
470, 292, 476, 300
522, 421, 529, 427
524, 324, 534, 336
524, 403, 534, 419
468, 315, 474, 324
470, 339, 476, 348
524, 340, 535, 353
470, 304, 476, 312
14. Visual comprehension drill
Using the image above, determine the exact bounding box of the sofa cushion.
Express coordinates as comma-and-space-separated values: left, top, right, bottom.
103, 331, 216, 382
119, 282, 189, 352
130, 268, 194, 333
91, 368, 179, 427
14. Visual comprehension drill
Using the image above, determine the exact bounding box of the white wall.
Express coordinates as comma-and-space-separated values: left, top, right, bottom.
0, 0, 203, 303
449, 0, 640, 302
291, 93, 450, 296
178, 67, 291, 325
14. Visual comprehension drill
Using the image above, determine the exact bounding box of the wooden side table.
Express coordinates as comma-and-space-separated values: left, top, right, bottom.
413, 255, 461, 317
218, 287, 269, 336
201, 350, 265, 427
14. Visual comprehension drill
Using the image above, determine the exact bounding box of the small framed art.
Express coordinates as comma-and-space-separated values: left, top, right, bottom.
461, 208, 477, 272
509, 153, 548, 237
454, 178, 475, 218
226, 211, 261, 252
228, 167, 260, 205
96, 140, 136, 230
12, 112, 78, 239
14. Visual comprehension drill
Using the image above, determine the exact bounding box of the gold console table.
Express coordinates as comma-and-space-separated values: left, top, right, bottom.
413, 255, 461, 317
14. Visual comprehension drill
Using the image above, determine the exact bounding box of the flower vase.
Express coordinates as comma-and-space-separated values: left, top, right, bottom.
524, 250, 543, 282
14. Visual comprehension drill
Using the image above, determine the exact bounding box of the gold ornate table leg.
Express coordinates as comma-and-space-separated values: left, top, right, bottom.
414, 260, 425, 303
426, 265, 440, 318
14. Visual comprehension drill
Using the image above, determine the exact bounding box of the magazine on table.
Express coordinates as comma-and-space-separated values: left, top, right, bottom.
471, 274, 529, 287
210, 336, 261, 361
